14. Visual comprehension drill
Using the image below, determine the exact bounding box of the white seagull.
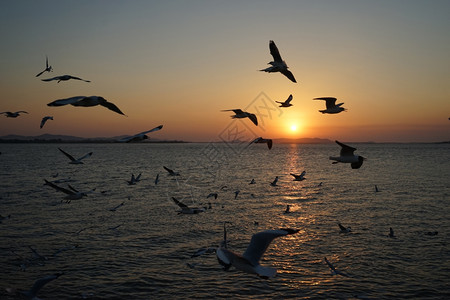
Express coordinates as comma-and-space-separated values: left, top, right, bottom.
41, 74, 91, 83
314, 97, 346, 114
290, 171, 306, 181
35, 55, 53, 77
1, 111, 28, 118
248, 137, 273, 150
6, 272, 63, 299
222, 109, 258, 126
216, 228, 299, 278
270, 176, 279, 186
260, 40, 296, 83
172, 197, 205, 214
47, 96, 126, 116
58, 147, 93, 164
40, 116, 53, 129
275, 94, 294, 107
330, 140, 365, 169
118, 125, 163, 142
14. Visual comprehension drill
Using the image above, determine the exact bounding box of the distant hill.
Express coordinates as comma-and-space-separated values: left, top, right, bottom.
273, 137, 332, 144
0, 134, 186, 143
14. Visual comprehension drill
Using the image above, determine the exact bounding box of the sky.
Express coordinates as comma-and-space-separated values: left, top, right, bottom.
0, 0, 449, 143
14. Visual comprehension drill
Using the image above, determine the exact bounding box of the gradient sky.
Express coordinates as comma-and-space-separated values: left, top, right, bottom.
1, 0, 449, 142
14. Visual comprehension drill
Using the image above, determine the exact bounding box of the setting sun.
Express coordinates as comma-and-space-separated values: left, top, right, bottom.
290, 124, 297, 131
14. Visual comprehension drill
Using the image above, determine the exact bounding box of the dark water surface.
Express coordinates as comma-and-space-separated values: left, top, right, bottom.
0, 143, 449, 299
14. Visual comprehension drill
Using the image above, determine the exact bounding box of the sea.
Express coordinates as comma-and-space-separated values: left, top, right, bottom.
0, 142, 449, 299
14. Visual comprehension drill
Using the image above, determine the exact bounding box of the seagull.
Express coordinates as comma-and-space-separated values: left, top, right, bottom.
109, 202, 124, 212
163, 166, 180, 176
172, 197, 205, 214
249, 179, 256, 184
234, 190, 240, 199
375, 185, 380, 192
216, 228, 299, 278
47, 96, 126, 116
338, 223, 352, 233
41, 74, 91, 83
248, 137, 273, 149
314, 97, 346, 114
270, 176, 279, 186
6, 272, 63, 299
118, 125, 163, 142
40, 116, 53, 129
260, 40, 296, 83
154, 173, 160, 185
222, 109, 258, 126
324, 257, 349, 277
44, 179, 93, 200
58, 147, 93, 164
275, 94, 294, 107
127, 173, 141, 185
284, 205, 291, 214
0, 111, 28, 118
290, 171, 306, 181
36, 55, 53, 77
330, 141, 365, 169
388, 227, 395, 238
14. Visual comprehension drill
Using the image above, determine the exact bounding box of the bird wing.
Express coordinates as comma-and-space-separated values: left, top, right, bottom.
243, 228, 298, 266
100, 100, 126, 116
44, 179, 75, 195
27, 273, 63, 298
172, 197, 189, 209
324, 257, 336, 272
77, 152, 93, 161
58, 148, 76, 162
285, 94, 293, 104
41, 76, 60, 82
280, 70, 296, 83
36, 69, 46, 77
290, 173, 298, 178
269, 40, 282, 62
47, 96, 86, 106
163, 166, 174, 175
134, 125, 164, 137
247, 113, 258, 126
222, 109, 244, 114
69, 75, 90, 82
16, 111, 28, 114
301, 171, 306, 177
335, 140, 356, 156
313, 97, 337, 109
338, 223, 347, 231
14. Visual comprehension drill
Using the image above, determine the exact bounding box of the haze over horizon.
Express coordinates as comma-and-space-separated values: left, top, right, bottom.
1, 1, 449, 143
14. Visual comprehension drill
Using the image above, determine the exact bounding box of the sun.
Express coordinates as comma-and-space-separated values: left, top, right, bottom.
290, 124, 297, 132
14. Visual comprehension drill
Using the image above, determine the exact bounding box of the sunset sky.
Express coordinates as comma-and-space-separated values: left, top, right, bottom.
1, 0, 449, 142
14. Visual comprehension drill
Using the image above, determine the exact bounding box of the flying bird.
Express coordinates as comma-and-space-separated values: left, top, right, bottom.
324, 257, 349, 277
314, 97, 346, 114
47, 96, 126, 116
275, 94, 294, 107
216, 228, 299, 278
290, 171, 306, 181
163, 166, 180, 176
260, 40, 296, 83
330, 141, 365, 169
1, 111, 28, 118
222, 109, 258, 126
388, 227, 395, 238
40, 116, 53, 129
207, 193, 218, 200
127, 173, 142, 185
118, 125, 163, 142
35, 55, 53, 77
58, 147, 93, 164
248, 137, 273, 149
338, 223, 352, 233
44, 179, 92, 200
270, 176, 279, 186
172, 197, 205, 214
41, 74, 91, 83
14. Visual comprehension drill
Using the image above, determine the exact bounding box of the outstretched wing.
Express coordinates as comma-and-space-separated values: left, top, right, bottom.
222, 109, 244, 114
163, 166, 174, 174
285, 94, 293, 104
58, 148, 76, 162
100, 100, 126, 116
77, 152, 93, 161
269, 40, 282, 62
280, 70, 296, 83
44, 179, 75, 195
47, 96, 85, 107
335, 140, 356, 156
172, 197, 189, 209
243, 228, 298, 266
41, 76, 59, 82
26, 273, 63, 298
247, 113, 258, 126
